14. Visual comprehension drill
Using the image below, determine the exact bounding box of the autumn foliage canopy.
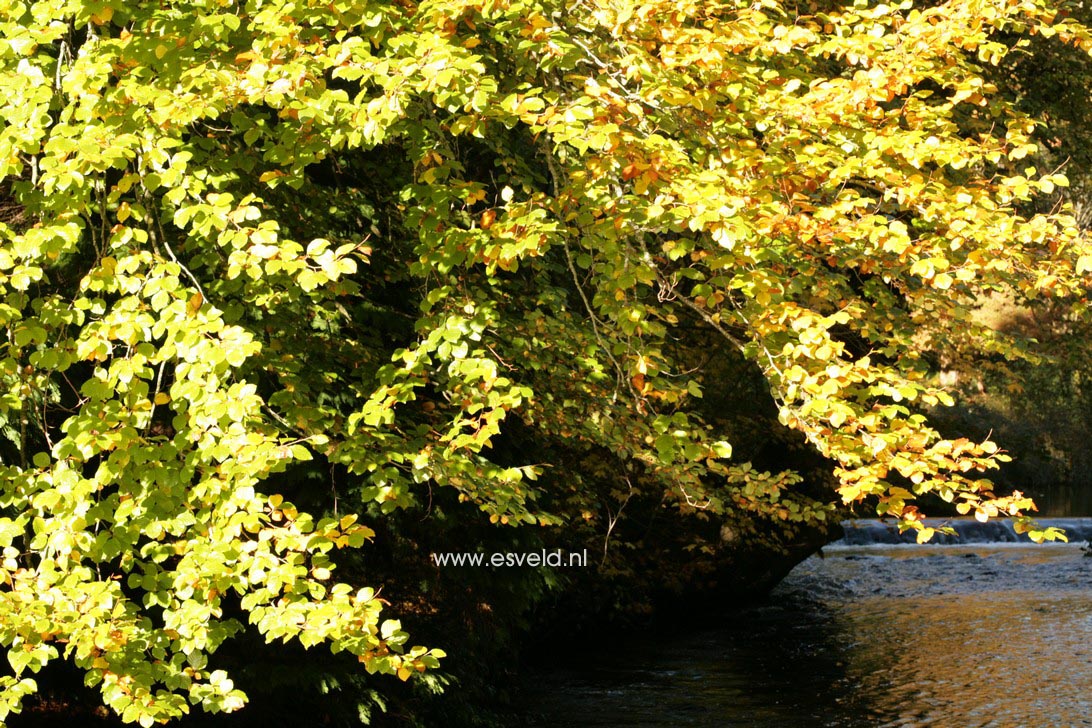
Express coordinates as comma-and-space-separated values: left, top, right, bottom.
1, 0, 1090, 722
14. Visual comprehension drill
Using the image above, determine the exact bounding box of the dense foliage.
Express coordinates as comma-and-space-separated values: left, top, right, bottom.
928, 0, 1092, 509
1, 0, 1091, 723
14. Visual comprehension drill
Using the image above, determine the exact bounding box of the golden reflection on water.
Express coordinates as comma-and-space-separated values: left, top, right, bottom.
799, 543, 1092, 727
527, 543, 1092, 727
839, 591, 1092, 726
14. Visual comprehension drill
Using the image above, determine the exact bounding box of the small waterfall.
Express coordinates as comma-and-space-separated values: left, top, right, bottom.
837, 517, 1092, 545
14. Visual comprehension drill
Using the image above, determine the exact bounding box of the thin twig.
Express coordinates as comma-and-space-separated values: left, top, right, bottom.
540, 140, 640, 404
601, 475, 635, 566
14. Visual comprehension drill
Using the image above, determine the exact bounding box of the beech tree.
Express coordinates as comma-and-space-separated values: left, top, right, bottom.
1, 0, 1090, 723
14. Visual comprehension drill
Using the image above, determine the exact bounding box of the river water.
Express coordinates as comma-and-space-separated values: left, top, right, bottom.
525, 518, 1092, 727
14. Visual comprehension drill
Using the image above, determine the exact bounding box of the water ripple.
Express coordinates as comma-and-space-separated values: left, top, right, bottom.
525, 541, 1092, 726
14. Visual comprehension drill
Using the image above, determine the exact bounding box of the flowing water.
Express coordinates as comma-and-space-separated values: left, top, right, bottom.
525, 518, 1092, 727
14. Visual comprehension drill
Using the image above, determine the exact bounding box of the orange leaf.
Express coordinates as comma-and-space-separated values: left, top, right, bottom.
187, 292, 204, 316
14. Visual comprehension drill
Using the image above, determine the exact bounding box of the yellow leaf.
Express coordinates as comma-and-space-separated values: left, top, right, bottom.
90, 5, 113, 25
153, 392, 170, 405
